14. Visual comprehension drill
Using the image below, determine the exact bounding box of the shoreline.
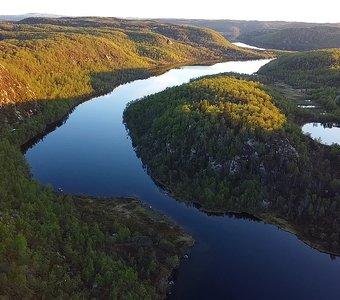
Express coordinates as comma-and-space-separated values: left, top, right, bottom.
145, 163, 340, 258
4, 58, 229, 298
12, 58, 224, 150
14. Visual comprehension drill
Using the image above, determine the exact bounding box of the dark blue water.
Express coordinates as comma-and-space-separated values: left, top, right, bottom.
25, 60, 340, 300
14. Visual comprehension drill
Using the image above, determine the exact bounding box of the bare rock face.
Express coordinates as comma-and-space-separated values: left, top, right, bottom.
274, 138, 300, 168
232, 137, 299, 181
0, 64, 35, 104
204, 136, 299, 180
228, 156, 241, 176
0, 64, 38, 123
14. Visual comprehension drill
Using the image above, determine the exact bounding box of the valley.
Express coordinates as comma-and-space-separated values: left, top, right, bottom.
1, 15, 340, 300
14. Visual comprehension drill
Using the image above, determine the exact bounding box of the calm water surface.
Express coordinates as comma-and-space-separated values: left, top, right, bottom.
233, 42, 265, 50
302, 122, 340, 146
25, 60, 340, 300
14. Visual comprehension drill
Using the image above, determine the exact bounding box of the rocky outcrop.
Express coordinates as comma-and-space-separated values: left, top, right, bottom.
0, 63, 35, 105
0, 64, 39, 123
206, 137, 299, 181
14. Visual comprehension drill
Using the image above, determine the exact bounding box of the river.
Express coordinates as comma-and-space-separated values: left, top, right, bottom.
233, 42, 265, 51
25, 60, 340, 300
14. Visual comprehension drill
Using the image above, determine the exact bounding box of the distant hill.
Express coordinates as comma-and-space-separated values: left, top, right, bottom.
154, 19, 318, 41
0, 13, 62, 22
6, 16, 340, 51
240, 26, 340, 51
258, 49, 340, 87
4, 16, 340, 50
17, 17, 271, 60
156, 19, 340, 50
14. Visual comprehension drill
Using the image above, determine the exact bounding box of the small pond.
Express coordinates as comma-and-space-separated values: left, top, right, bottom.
302, 122, 340, 145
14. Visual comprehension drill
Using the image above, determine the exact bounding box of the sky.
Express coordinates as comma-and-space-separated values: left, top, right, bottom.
1, 0, 339, 23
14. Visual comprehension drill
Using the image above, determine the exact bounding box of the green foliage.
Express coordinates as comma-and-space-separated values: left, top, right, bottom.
184, 77, 286, 131
240, 26, 340, 51
259, 49, 340, 87
0, 136, 193, 298
0, 18, 225, 296
258, 49, 340, 119
0, 18, 268, 107
124, 75, 286, 211
125, 73, 340, 255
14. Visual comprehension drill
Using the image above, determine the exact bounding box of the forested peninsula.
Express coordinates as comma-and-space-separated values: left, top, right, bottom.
0, 17, 269, 298
124, 70, 340, 256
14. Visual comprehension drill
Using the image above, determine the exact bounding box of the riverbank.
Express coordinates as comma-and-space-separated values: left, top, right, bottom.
0, 128, 194, 299
0, 62, 203, 299
147, 167, 340, 257
258, 213, 340, 257
24, 59, 340, 300
4, 59, 229, 148
74, 195, 194, 297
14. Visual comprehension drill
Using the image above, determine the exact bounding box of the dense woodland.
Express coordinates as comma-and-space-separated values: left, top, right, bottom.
258, 49, 340, 120
2, 16, 340, 298
0, 137, 193, 298
0, 18, 263, 298
124, 74, 340, 255
0, 17, 272, 130
240, 26, 340, 51
0, 17, 269, 117
156, 19, 340, 51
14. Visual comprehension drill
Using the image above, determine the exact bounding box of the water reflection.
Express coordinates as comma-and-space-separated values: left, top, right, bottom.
25, 60, 340, 300
302, 122, 340, 145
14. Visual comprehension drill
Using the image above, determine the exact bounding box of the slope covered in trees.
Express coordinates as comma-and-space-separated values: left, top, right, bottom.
1, 99, 193, 298
155, 19, 328, 41
157, 19, 340, 51
0, 136, 193, 298
258, 49, 340, 118
2, 18, 260, 298
240, 26, 340, 51
258, 49, 340, 87
124, 74, 340, 256
0, 17, 269, 122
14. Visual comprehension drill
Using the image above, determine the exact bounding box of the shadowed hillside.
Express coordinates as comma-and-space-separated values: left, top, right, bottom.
0, 17, 270, 124
241, 26, 340, 51
156, 19, 340, 50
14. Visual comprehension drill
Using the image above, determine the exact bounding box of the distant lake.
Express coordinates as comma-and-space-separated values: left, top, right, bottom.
302, 122, 340, 145
25, 60, 340, 300
233, 42, 265, 50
